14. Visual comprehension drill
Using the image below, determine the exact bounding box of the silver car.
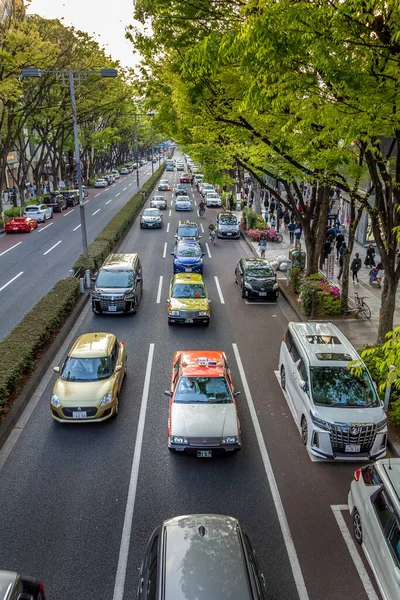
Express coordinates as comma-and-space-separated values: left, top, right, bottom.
137, 514, 267, 600
23, 204, 53, 222
150, 195, 167, 210
175, 195, 192, 211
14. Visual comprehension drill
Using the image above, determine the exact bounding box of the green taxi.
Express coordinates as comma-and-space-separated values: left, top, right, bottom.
167, 273, 211, 326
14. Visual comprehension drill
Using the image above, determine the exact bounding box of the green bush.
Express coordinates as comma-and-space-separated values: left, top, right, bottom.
289, 267, 302, 294
242, 207, 262, 230
300, 274, 341, 316
0, 277, 80, 406
360, 346, 400, 426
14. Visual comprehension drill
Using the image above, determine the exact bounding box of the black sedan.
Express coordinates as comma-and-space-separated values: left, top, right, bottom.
140, 208, 163, 229
235, 258, 279, 300
175, 184, 188, 196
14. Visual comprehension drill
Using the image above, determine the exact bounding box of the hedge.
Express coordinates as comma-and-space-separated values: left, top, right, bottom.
0, 277, 80, 407
73, 163, 165, 274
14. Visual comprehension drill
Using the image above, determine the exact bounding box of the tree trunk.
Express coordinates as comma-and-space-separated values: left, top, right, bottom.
377, 273, 399, 344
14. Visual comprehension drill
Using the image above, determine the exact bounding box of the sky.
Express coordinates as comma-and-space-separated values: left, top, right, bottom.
26, 0, 140, 68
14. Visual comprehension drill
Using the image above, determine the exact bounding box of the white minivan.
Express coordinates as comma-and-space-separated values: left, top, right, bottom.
279, 322, 387, 460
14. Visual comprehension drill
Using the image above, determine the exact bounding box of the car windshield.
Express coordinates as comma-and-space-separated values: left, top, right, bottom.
143, 209, 160, 216
62, 356, 111, 381
177, 197, 190, 202
152, 197, 164, 202
245, 266, 275, 277
219, 215, 237, 225
177, 244, 201, 257
172, 284, 206, 298
310, 367, 379, 407
96, 269, 133, 288
24, 207, 39, 212
174, 376, 232, 403
177, 226, 198, 237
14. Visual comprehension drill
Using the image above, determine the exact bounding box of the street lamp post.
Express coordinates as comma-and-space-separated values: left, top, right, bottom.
134, 113, 139, 189
21, 67, 118, 259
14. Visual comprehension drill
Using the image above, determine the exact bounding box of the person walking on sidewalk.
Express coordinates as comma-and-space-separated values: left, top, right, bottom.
337, 242, 348, 281
258, 234, 267, 258
288, 221, 296, 244
335, 230, 344, 260
350, 253, 362, 282
364, 244, 376, 268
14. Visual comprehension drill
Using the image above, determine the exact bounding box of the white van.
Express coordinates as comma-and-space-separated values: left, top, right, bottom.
279, 322, 387, 460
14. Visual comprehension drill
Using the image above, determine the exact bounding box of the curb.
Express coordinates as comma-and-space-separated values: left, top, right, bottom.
0, 290, 91, 451
388, 438, 400, 458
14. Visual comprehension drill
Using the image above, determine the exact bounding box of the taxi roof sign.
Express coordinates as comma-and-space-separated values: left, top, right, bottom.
196, 357, 218, 366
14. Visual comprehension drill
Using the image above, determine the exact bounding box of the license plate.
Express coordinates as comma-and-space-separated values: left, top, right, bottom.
345, 444, 361, 453
185, 268, 192, 272
148, 223, 153, 226
197, 450, 212, 458
13, 228, 18, 230
227, 232, 233, 235
185, 319, 194, 323
72, 411, 87, 419
259, 292, 267, 296
108, 306, 117, 312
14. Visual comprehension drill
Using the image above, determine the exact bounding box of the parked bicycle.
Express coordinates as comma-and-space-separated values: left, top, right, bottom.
266, 230, 283, 243
347, 292, 371, 319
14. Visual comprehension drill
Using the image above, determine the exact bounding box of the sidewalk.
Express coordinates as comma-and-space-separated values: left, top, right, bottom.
235, 208, 400, 348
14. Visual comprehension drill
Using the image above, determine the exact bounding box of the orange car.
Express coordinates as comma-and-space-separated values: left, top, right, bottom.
5, 216, 38, 233
164, 350, 241, 456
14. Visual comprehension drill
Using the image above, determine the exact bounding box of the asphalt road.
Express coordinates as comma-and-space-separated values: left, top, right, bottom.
0, 154, 383, 600
0, 162, 160, 340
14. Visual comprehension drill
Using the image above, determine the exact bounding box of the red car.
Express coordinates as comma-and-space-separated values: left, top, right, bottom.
5, 216, 38, 233
180, 173, 191, 183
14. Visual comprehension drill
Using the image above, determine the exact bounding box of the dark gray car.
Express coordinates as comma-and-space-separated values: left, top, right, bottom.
136, 514, 267, 600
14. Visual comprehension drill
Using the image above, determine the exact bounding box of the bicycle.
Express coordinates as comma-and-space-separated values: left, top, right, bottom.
349, 292, 371, 319
208, 229, 216, 245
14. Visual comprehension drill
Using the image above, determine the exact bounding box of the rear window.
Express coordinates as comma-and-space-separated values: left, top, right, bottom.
177, 226, 198, 237
219, 214, 238, 225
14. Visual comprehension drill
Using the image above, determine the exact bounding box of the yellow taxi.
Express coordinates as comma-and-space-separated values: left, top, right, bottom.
167, 273, 211, 325
50, 332, 127, 422
165, 350, 241, 455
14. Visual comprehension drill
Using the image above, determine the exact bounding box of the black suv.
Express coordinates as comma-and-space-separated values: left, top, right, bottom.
235, 258, 279, 300
43, 191, 67, 212
61, 189, 80, 207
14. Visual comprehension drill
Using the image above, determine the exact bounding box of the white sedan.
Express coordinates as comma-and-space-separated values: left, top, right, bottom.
120, 168, 129, 175
205, 192, 222, 207
95, 179, 107, 188
23, 204, 53, 223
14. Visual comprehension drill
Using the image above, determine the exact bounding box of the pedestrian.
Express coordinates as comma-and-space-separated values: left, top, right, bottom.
229, 194, 234, 211
364, 244, 376, 268
321, 235, 333, 268
270, 215, 276, 229
350, 253, 362, 282
294, 224, 302, 241
335, 230, 344, 259
283, 210, 290, 231
258, 234, 267, 258
376, 262, 384, 289
263, 197, 270, 210
288, 221, 296, 244
270, 199, 276, 215
264, 208, 269, 223
337, 242, 348, 281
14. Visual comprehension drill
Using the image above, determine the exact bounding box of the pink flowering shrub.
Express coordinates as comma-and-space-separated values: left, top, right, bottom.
246, 228, 281, 242
300, 274, 341, 316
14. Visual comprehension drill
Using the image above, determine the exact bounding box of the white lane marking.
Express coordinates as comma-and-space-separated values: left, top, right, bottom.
200, 223, 204, 233
156, 276, 163, 303
233, 344, 309, 600
129, 183, 132, 187
0, 242, 22, 256
92, 209, 101, 216
38, 223, 53, 232
0, 271, 23, 292
123, 187, 127, 191
95, 193, 101, 197
43, 240, 62, 255
106, 199, 112, 205
331, 505, 379, 600
167, 223, 170, 233
83, 199, 89, 204
63, 210, 74, 217
163, 243, 167, 258
169, 209, 172, 217
115, 192, 121, 198
214, 276, 225, 304
73, 224, 81, 231
205, 243, 212, 259
197, 210, 200, 217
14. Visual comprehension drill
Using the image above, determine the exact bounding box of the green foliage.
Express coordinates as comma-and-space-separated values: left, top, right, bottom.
289, 266, 302, 294
242, 207, 263, 231
300, 274, 341, 316
0, 277, 80, 406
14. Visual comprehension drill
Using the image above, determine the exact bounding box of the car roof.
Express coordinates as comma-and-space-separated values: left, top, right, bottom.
241, 258, 272, 267
376, 459, 400, 510
69, 332, 116, 358
152, 195, 165, 200
161, 514, 252, 600
172, 273, 204, 284
0, 571, 18, 600
175, 351, 226, 378
177, 220, 198, 227
288, 322, 359, 367
176, 240, 200, 248
144, 207, 160, 212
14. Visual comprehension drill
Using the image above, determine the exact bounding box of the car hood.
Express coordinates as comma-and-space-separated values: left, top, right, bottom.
315, 405, 386, 425
169, 298, 209, 311
218, 222, 239, 229
53, 378, 112, 405
245, 275, 276, 284
171, 403, 238, 437
141, 216, 161, 221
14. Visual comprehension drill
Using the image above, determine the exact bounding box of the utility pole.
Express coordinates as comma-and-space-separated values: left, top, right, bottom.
135, 113, 139, 189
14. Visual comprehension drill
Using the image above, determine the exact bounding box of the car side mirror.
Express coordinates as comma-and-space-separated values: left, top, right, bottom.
171, 252, 175, 256
234, 391, 241, 397
136, 276, 142, 282
53, 366, 60, 373
299, 379, 308, 391
115, 365, 122, 372
166, 298, 170, 303
201, 253, 205, 257
207, 299, 212, 304
164, 390, 172, 397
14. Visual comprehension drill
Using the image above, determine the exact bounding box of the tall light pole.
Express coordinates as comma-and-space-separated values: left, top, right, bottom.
134, 113, 139, 189
21, 67, 118, 259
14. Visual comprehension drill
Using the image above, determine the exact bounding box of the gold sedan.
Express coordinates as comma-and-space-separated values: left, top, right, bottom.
51, 332, 127, 423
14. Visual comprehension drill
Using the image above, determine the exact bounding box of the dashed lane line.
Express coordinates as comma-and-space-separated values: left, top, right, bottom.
163, 243, 167, 258
167, 223, 170, 233
115, 192, 121, 198
156, 276, 163, 303
38, 223, 53, 232
123, 187, 127, 191
214, 276, 225, 304
92, 209, 101, 216
63, 210, 74, 217
0, 271, 23, 292
43, 240, 62, 256
73, 224, 81, 231
169, 209, 172, 217
205, 242, 212, 259
200, 223, 204, 233
106, 199, 112, 205
0, 242, 22, 257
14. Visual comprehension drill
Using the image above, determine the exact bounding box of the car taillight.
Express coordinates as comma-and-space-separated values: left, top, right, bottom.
354, 468, 362, 482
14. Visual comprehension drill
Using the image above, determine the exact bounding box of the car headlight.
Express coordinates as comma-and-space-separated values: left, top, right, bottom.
92, 291, 100, 299
198, 311, 209, 316
273, 283, 279, 290
222, 436, 240, 444
376, 418, 387, 431
124, 292, 135, 300
51, 393, 61, 408
170, 310, 180, 316
244, 282, 252, 289
310, 412, 332, 431
99, 392, 113, 406
170, 435, 188, 444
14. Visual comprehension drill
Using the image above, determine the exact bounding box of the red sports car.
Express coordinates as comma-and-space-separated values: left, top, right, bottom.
5, 216, 38, 233
180, 173, 191, 183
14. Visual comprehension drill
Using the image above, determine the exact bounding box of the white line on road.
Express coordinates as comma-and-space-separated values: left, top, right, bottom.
43, 240, 62, 255
197, 210, 200, 217
0, 271, 23, 292
169, 209, 172, 217
214, 276, 225, 304
63, 210, 74, 217
38, 223, 53, 232
123, 187, 127, 191
205, 243, 212, 259
331, 505, 379, 600
73, 224, 81, 231
200, 223, 204, 233
163, 243, 167, 258
115, 192, 121, 197
83, 199, 89, 204
233, 344, 309, 600
0, 242, 22, 257
106, 199, 112, 205
95, 193, 101, 197
129, 183, 132, 187
156, 276, 163, 303
92, 209, 101, 216
166, 223, 170, 233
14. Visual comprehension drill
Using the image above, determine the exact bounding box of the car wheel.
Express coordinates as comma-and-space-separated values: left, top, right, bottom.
353, 509, 363, 544
301, 417, 308, 445
241, 285, 246, 298
113, 394, 119, 418
280, 366, 286, 390
132, 297, 138, 314
43, 214, 47, 222
168, 318, 173, 326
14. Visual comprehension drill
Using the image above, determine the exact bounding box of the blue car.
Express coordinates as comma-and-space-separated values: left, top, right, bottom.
172, 240, 205, 274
